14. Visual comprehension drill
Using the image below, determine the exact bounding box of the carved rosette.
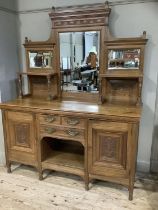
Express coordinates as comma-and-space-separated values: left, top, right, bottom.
95, 131, 127, 169
14, 123, 30, 147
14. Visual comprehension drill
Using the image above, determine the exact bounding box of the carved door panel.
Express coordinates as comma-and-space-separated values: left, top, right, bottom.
6, 111, 35, 154
88, 120, 132, 178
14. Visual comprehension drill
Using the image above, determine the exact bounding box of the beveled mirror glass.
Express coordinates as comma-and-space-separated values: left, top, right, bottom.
108, 49, 140, 70
29, 51, 53, 69
60, 31, 100, 93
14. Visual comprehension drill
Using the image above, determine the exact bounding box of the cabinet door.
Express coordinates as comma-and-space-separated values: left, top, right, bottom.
5, 111, 37, 165
88, 120, 132, 178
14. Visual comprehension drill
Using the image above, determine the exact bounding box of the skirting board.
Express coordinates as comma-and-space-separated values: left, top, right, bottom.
137, 161, 150, 173
0, 152, 5, 166
150, 160, 158, 173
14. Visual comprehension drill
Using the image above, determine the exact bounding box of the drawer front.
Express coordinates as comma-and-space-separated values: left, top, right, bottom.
38, 114, 60, 125
40, 125, 85, 143
62, 116, 85, 128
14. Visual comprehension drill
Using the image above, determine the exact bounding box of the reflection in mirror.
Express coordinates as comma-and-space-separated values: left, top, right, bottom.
108, 49, 140, 70
60, 31, 100, 93
29, 51, 53, 68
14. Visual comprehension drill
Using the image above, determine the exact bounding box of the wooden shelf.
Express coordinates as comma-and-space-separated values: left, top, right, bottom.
104, 98, 138, 106
19, 71, 57, 77
100, 71, 143, 79
42, 151, 84, 177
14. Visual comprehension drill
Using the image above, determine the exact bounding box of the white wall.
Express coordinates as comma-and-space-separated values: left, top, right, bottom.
12, 0, 158, 172
109, 2, 158, 172
0, 0, 19, 165
17, 0, 124, 11
0, 0, 17, 11
0, 93, 5, 165
150, 75, 158, 172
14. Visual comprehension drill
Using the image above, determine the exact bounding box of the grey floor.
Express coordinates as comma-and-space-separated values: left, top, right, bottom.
0, 165, 158, 210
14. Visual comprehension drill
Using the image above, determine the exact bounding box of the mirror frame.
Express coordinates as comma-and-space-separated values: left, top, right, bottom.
24, 38, 55, 73
49, 3, 111, 102
104, 37, 147, 76
57, 28, 103, 101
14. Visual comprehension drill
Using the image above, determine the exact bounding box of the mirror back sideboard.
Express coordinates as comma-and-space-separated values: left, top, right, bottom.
0, 2, 147, 201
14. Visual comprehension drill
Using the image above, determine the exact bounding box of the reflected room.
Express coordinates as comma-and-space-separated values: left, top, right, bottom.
60, 31, 100, 93
108, 49, 140, 70
29, 51, 53, 69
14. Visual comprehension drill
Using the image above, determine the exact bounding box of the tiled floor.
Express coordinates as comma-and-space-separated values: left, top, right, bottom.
0, 165, 158, 210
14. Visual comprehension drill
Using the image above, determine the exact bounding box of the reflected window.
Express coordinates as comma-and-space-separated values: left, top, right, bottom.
29, 51, 53, 68
108, 49, 140, 70
59, 31, 100, 93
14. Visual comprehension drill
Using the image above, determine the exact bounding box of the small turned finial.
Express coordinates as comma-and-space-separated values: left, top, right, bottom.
51, 6, 55, 13
142, 31, 146, 38
105, 1, 109, 8
25, 37, 29, 43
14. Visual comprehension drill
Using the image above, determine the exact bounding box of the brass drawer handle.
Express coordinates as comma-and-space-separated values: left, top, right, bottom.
67, 129, 79, 137
67, 118, 80, 126
45, 115, 56, 123
45, 127, 56, 134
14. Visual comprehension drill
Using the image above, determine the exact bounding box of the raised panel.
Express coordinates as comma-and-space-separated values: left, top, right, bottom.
106, 79, 138, 104
7, 111, 35, 154
94, 130, 127, 170
99, 134, 120, 161
88, 120, 130, 178
14, 123, 30, 147
14, 123, 31, 147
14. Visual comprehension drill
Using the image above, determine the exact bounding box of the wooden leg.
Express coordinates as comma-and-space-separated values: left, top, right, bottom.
38, 162, 43, 180
39, 169, 43, 181
84, 174, 89, 191
128, 169, 135, 201
37, 138, 43, 180
6, 162, 11, 173
128, 185, 134, 201
85, 181, 89, 191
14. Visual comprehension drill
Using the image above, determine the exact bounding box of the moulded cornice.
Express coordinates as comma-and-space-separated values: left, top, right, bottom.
0, 0, 157, 15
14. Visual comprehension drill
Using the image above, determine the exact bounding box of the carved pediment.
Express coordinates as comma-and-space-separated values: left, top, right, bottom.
49, 2, 111, 29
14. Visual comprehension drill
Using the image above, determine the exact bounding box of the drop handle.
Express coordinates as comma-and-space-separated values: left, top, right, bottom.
45, 127, 56, 134
45, 115, 56, 123
67, 118, 80, 125
67, 129, 79, 137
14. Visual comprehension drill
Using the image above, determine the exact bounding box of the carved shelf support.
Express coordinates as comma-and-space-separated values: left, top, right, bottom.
18, 73, 23, 99
46, 75, 53, 101
136, 77, 143, 106
98, 77, 103, 105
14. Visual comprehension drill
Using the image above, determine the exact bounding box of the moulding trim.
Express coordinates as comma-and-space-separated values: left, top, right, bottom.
0, 0, 157, 15
0, 6, 17, 14
137, 160, 150, 173
150, 160, 158, 173
18, 0, 158, 14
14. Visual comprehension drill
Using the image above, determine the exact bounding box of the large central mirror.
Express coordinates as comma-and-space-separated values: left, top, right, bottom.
59, 31, 100, 93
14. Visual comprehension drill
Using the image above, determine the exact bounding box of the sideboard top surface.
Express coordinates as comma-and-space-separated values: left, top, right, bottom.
0, 98, 141, 121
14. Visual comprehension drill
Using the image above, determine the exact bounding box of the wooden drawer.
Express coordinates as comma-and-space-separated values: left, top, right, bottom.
62, 116, 85, 128
40, 125, 85, 143
38, 114, 60, 125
